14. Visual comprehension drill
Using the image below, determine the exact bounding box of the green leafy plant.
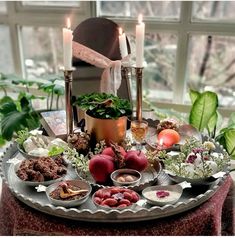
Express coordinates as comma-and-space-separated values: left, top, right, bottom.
216, 112, 235, 160
36, 74, 64, 110
189, 89, 218, 136
0, 92, 40, 142
189, 89, 235, 160
0, 72, 65, 146
15, 128, 30, 146
74, 92, 132, 119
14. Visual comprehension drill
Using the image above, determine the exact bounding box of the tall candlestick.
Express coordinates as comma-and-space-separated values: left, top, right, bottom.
63, 18, 73, 70
136, 14, 145, 67
118, 27, 128, 59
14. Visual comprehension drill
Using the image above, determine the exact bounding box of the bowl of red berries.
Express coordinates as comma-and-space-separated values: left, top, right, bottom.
92, 186, 140, 210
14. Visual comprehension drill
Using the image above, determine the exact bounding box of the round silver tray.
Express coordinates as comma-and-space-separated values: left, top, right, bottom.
0, 143, 229, 223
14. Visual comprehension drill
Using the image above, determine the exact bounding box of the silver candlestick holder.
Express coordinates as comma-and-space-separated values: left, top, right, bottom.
63, 67, 75, 137
135, 67, 144, 121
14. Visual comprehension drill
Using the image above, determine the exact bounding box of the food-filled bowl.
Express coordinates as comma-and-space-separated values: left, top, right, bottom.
46, 180, 92, 207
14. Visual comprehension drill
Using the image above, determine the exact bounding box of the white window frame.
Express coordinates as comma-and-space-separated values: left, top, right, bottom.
0, 1, 96, 77
96, 1, 235, 115
0, 1, 234, 116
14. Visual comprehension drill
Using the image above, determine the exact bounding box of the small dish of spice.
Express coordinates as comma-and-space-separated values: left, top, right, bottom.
46, 180, 92, 207
111, 169, 142, 187
142, 184, 184, 206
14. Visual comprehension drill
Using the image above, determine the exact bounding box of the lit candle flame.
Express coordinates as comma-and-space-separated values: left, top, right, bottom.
119, 27, 123, 36
138, 14, 143, 24
159, 138, 164, 146
67, 18, 71, 29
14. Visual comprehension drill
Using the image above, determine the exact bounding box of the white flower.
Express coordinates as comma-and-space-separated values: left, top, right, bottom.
205, 161, 218, 174
203, 141, 215, 150
29, 129, 43, 136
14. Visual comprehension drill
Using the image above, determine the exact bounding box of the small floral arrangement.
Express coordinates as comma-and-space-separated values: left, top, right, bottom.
162, 137, 229, 179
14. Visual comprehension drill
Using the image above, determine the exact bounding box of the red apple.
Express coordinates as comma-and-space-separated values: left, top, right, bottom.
157, 129, 180, 148
124, 150, 148, 172
89, 154, 115, 183
102, 146, 126, 158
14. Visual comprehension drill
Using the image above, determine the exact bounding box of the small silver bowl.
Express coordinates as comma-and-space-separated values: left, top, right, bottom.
111, 169, 142, 187
142, 184, 183, 206
17, 144, 44, 160
46, 180, 92, 208
92, 187, 140, 210
14, 160, 67, 187
17, 143, 61, 160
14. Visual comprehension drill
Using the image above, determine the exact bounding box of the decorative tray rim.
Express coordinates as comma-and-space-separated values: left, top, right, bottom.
0, 142, 230, 222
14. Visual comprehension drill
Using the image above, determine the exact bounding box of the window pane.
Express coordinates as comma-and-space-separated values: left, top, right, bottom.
0, 1, 7, 13
0, 25, 14, 74
192, 1, 235, 21
21, 26, 63, 78
128, 32, 177, 103
22, 1, 80, 7
98, 1, 180, 20
186, 35, 235, 107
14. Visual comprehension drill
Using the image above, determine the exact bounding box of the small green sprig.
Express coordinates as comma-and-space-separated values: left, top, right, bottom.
163, 137, 229, 179
48, 146, 64, 156
16, 128, 30, 146
63, 146, 90, 178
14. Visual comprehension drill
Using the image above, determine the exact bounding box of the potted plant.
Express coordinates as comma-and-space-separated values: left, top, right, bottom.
74, 92, 132, 144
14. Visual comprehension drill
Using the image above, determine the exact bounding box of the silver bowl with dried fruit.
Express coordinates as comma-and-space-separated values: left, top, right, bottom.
110, 169, 141, 187
14, 156, 67, 186
92, 186, 140, 210
46, 180, 92, 207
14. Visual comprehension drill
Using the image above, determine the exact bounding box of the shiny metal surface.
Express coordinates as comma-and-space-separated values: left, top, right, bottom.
0, 143, 227, 223
85, 113, 127, 144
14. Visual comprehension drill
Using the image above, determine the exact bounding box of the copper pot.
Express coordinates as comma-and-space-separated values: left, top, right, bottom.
85, 113, 127, 144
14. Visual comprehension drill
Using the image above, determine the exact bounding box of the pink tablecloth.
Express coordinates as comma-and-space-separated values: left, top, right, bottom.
0, 176, 234, 236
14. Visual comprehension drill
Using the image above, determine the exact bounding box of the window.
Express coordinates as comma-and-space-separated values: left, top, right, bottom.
0, 25, 14, 74
21, 1, 80, 7
98, 1, 180, 20
187, 35, 235, 107
128, 32, 177, 103
97, 1, 235, 111
1, 1, 235, 113
192, 1, 235, 21
21, 26, 63, 78
0, 1, 7, 13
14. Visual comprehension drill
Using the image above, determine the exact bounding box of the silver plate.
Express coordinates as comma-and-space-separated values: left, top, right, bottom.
0, 143, 228, 223
13, 161, 67, 186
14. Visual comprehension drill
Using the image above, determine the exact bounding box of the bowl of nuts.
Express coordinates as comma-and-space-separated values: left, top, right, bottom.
110, 169, 142, 187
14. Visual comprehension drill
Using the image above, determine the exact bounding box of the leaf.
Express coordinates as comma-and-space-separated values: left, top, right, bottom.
189, 91, 218, 132
20, 96, 30, 112
74, 92, 132, 119
53, 84, 64, 95
1, 111, 28, 140
189, 89, 200, 104
0, 135, 6, 147
0, 96, 14, 105
207, 112, 218, 137
48, 146, 64, 156
228, 112, 235, 127
224, 129, 235, 159
0, 102, 17, 115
